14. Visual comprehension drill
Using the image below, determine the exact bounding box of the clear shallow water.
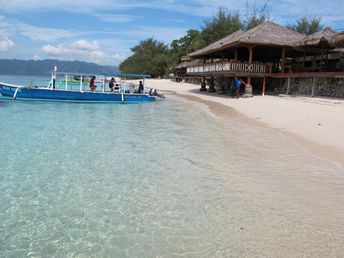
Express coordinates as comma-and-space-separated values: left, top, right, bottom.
1, 80, 344, 257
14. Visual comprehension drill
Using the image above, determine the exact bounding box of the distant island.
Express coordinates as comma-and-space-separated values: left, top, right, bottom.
0, 59, 119, 76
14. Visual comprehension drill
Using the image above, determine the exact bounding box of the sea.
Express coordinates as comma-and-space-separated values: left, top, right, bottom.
1, 75, 344, 257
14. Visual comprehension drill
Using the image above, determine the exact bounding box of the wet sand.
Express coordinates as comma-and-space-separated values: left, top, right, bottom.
145, 79, 344, 167
136, 78, 344, 256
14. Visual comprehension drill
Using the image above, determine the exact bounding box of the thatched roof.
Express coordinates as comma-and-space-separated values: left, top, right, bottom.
330, 31, 344, 48
189, 29, 244, 57
189, 22, 304, 58
174, 59, 203, 69
230, 21, 304, 47
295, 27, 336, 47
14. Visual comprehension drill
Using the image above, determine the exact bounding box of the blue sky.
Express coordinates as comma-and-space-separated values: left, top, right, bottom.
0, 0, 343, 66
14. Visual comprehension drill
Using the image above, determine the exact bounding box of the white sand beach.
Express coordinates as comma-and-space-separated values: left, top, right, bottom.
145, 79, 344, 166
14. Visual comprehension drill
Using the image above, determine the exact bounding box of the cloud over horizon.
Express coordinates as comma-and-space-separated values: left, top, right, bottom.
0, 37, 15, 51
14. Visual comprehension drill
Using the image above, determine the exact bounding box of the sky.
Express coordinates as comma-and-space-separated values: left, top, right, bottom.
0, 0, 343, 66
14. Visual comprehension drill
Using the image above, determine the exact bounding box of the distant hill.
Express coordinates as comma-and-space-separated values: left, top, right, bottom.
0, 59, 119, 76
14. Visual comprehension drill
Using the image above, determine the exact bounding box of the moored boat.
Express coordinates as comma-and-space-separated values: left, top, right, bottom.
0, 72, 164, 103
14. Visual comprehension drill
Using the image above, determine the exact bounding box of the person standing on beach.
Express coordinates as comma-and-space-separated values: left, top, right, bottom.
234, 77, 241, 98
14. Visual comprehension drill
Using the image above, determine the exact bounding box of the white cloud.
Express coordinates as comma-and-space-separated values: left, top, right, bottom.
0, 16, 16, 37
32, 54, 41, 60
1, 0, 343, 29
0, 16, 78, 42
0, 37, 15, 51
64, 40, 100, 50
40, 39, 124, 65
41, 40, 100, 56
18, 23, 76, 41
92, 13, 138, 24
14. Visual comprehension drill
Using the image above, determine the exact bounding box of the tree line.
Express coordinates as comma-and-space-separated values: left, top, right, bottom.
119, 4, 323, 78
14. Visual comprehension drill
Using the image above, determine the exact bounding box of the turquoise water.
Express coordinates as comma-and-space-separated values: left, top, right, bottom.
1, 76, 344, 257
0, 75, 51, 86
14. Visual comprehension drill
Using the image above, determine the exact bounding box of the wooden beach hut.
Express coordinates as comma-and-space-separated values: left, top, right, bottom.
186, 21, 304, 94
173, 59, 203, 83
176, 21, 344, 96
174, 21, 344, 98
293, 27, 337, 72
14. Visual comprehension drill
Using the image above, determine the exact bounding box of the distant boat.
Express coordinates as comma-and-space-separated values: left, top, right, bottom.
0, 71, 164, 103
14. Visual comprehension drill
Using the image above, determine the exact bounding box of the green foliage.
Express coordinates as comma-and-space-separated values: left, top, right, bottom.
200, 7, 242, 46
244, 0, 269, 30
170, 29, 203, 65
119, 38, 171, 77
120, 2, 325, 72
286, 15, 323, 35
169, 3, 269, 63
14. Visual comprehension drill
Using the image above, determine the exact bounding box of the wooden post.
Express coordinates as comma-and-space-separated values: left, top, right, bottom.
262, 77, 266, 96
326, 48, 329, 67
312, 56, 316, 72
311, 76, 316, 97
303, 50, 306, 71
286, 76, 291, 95
241, 46, 254, 97
247, 46, 253, 85
208, 76, 216, 92
200, 76, 207, 91
234, 48, 238, 61
219, 76, 225, 93
281, 48, 286, 73
320, 46, 324, 72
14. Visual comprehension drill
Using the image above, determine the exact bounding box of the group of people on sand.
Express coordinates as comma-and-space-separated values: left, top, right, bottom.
89, 76, 144, 93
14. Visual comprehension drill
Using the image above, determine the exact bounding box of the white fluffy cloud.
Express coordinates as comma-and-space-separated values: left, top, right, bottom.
0, 37, 15, 51
32, 54, 41, 60
0, 15, 77, 42
40, 39, 123, 65
64, 40, 100, 51
41, 39, 100, 54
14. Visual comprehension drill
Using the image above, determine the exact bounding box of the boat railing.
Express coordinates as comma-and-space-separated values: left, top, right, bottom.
48, 72, 149, 94
52, 72, 111, 92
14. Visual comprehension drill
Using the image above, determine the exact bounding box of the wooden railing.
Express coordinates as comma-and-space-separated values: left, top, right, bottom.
186, 61, 271, 75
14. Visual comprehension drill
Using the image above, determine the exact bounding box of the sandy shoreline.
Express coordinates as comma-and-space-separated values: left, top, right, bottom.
145, 78, 344, 166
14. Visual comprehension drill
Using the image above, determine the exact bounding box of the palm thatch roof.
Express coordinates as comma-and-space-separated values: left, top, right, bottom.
174, 59, 203, 69
228, 21, 304, 47
330, 31, 344, 48
189, 22, 304, 58
189, 29, 244, 57
295, 27, 336, 47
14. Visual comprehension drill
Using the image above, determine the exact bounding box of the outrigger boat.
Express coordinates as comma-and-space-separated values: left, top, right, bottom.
0, 71, 164, 103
